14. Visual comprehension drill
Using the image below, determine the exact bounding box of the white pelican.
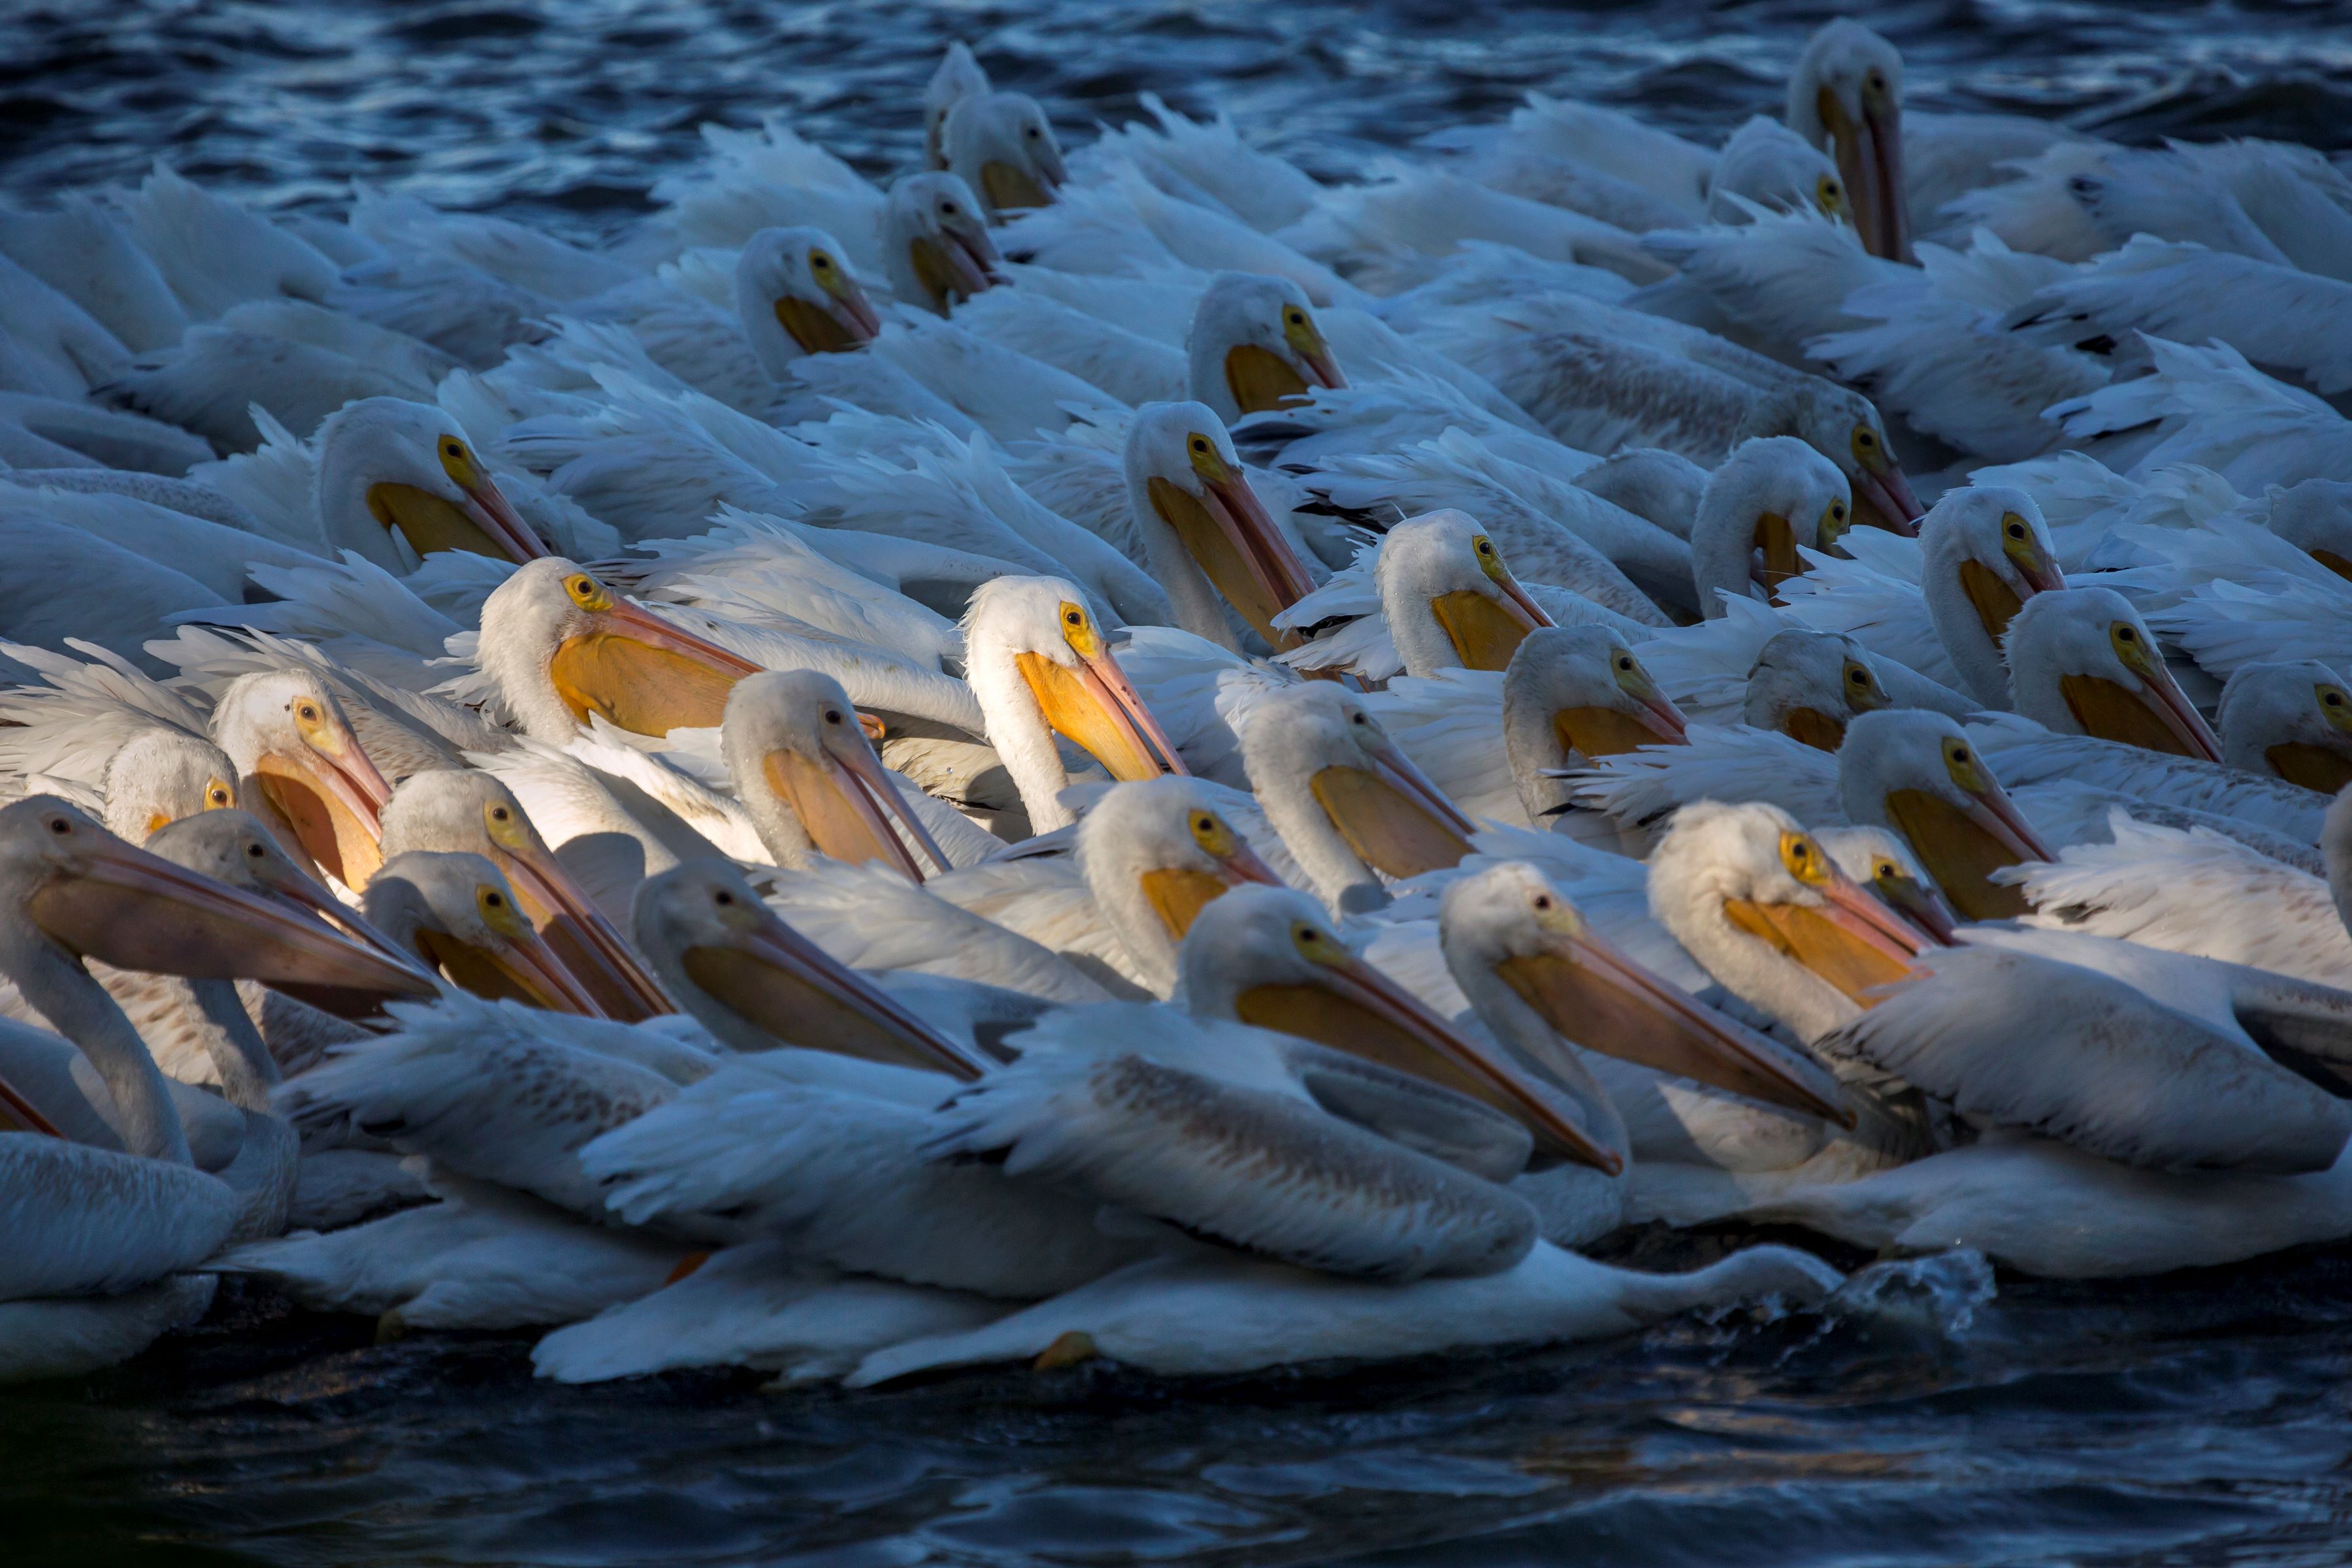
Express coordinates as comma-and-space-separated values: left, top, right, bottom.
2217, 659, 2352, 795
1368, 625, 1688, 835
962, 576, 1189, 833
719, 669, 956, 879
1185, 272, 1346, 425
927, 774, 1284, 996
2002, 586, 2223, 763
1121, 400, 1321, 653
208, 666, 397, 892
0, 796, 429, 1382
1239, 681, 1480, 909
378, 768, 676, 1019
1837, 708, 2056, 921
883, 173, 1001, 316
942, 91, 1067, 221
1691, 436, 1850, 613
1739, 629, 1892, 752
361, 849, 610, 1017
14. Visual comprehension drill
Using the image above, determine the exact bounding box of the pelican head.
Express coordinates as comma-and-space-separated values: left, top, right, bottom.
314, 397, 546, 573
631, 858, 991, 1077
1378, 510, 1555, 677
721, 668, 949, 881
1835, 707, 2053, 921
1504, 626, 1688, 820
1240, 681, 1477, 906
101, 726, 238, 840
1124, 400, 1320, 651
1789, 19, 1908, 261
2004, 586, 2222, 762
1186, 272, 1345, 425
1737, 382, 1919, 536
146, 806, 424, 988
963, 577, 1188, 831
883, 172, 1000, 316
2218, 659, 2352, 793
734, 225, 882, 378
0, 796, 434, 1010
362, 849, 606, 1015
1708, 116, 1850, 227
1075, 776, 1284, 994
1179, 881, 1620, 1169
2266, 478, 2352, 581
1692, 435, 1850, 613
1444, 860, 1848, 1137
1814, 823, 1958, 945
923, 41, 991, 171
943, 90, 1066, 220
380, 768, 674, 1019
1919, 486, 2065, 706
475, 557, 760, 743
1647, 799, 1931, 1044
1742, 629, 1888, 751
210, 668, 393, 890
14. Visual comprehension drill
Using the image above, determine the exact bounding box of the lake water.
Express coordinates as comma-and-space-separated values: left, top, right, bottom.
7, 1, 2352, 1563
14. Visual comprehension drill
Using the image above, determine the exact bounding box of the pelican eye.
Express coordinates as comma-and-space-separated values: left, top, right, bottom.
825, 709, 843, 725
1286, 310, 1305, 327
1532, 894, 1552, 911
1875, 858, 1899, 881
811, 252, 832, 270
2006, 520, 2027, 541
939, 201, 959, 216
1190, 436, 1210, 453
2326, 689, 2348, 709
1026, 125, 1041, 139
298, 704, 319, 722
208, 783, 232, 806
247, 841, 266, 858
1778, 830, 1829, 884
47, 816, 70, 835
484, 891, 503, 909
491, 808, 509, 821
1815, 174, 1844, 216
714, 890, 735, 907
1189, 811, 1235, 855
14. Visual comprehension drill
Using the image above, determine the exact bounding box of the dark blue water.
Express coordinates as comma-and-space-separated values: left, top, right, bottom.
10, 1, 2352, 1562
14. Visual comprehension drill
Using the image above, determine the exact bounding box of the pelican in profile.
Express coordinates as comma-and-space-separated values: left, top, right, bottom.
1691, 436, 1852, 612
1740, 629, 1891, 752
210, 667, 397, 890
1916, 487, 2066, 707
963, 576, 1190, 832
380, 769, 677, 1019
884, 173, 1000, 316
941, 91, 1067, 220
721, 669, 954, 881
1122, 400, 1322, 653
1240, 681, 1480, 907
308, 397, 549, 571
1186, 272, 1346, 423
362, 849, 610, 1016
0, 796, 430, 1382
1837, 708, 2055, 921
2004, 587, 2223, 763
2217, 659, 2352, 794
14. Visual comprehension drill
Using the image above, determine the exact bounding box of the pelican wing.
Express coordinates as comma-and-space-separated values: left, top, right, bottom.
1566, 725, 1842, 830
1821, 945, 2351, 1174
930, 1008, 1537, 1282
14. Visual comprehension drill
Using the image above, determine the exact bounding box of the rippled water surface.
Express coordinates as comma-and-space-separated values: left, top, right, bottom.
10, 1, 2352, 1563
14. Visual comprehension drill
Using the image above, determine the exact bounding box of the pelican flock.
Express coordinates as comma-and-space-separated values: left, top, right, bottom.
7, 20, 2352, 1393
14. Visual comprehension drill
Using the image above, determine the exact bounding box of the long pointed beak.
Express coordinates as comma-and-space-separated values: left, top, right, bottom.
1818, 865, 1938, 961
1201, 470, 1321, 638
311, 725, 395, 835
1871, 869, 1959, 946
769, 743, 952, 882
683, 910, 995, 1079
1139, 841, 1284, 943
1068, 645, 1190, 779
2140, 666, 2226, 763
0, 1071, 65, 1138
1855, 465, 1923, 535
257, 859, 440, 978
1299, 343, 1347, 391
29, 836, 439, 1003
1755, 512, 1802, 598
1965, 784, 2055, 867
549, 598, 761, 738
457, 476, 551, 563
1372, 740, 1479, 843
1312, 952, 1624, 1174
1862, 95, 1911, 264
1723, 868, 1934, 1009
1494, 572, 1554, 634
1632, 688, 1691, 744
494, 838, 676, 1019
1500, 933, 1851, 1124
425, 922, 613, 1017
